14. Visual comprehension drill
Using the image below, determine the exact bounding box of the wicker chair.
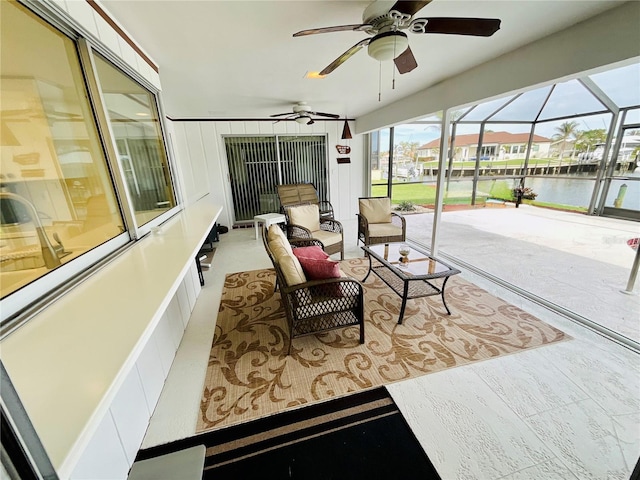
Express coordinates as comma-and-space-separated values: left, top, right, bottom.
284, 203, 344, 260
262, 225, 364, 354
357, 197, 406, 246
277, 183, 334, 219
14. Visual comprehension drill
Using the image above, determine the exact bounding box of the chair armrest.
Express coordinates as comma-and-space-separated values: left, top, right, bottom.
283, 276, 363, 300
356, 213, 369, 229
290, 238, 325, 249
390, 212, 406, 230
286, 224, 313, 239
319, 218, 343, 234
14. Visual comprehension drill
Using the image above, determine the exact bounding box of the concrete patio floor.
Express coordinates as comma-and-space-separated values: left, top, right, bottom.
398, 204, 640, 344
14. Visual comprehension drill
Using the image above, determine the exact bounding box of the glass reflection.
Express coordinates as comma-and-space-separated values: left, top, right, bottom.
93, 55, 176, 227
1, 1, 123, 299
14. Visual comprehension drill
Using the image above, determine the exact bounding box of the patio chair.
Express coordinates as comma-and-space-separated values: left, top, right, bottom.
357, 196, 406, 246
277, 183, 334, 219
284, 203, 344, 259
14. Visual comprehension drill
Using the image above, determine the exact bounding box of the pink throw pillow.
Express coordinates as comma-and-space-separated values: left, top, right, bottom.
297, 257, 340, 280
292, 246, 329, 261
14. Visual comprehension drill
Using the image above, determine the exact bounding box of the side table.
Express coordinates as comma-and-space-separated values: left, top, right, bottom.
253, 213, 286, 239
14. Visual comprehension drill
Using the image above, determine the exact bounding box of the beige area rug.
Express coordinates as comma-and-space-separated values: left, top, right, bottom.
197, 258, 569, 433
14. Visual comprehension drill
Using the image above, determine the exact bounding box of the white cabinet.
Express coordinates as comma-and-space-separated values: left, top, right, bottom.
70, 272, 195, 479
70, 412, 129, 480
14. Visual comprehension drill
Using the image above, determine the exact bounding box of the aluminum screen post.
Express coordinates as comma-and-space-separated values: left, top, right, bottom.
622, 243, 640, 294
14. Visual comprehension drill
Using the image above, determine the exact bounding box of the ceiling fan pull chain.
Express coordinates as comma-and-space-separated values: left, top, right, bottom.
392, 37, 397, 90
378, 61, 382, 102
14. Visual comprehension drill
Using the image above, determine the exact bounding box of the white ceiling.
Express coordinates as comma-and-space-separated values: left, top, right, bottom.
99, 0, 627, 121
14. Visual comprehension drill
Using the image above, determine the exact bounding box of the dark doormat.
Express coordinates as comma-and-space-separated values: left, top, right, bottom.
136, 387, 441, 480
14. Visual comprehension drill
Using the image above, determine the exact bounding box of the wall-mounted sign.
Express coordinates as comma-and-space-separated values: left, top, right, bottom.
336, 145, 351, 154
337, 157, 351, 164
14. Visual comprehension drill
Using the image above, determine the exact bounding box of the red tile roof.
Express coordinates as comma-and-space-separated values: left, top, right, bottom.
418, 131, 551, 149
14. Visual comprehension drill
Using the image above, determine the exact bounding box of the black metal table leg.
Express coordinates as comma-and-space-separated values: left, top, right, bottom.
362, 253, 373, 282
398, 281, 409, 324
440, 276, 451, 315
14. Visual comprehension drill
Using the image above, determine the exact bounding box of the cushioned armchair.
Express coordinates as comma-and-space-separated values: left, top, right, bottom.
277, 183, 334, 219
284, 203, 344, 260
357, 197, 406, 246
262, 225, 364, 354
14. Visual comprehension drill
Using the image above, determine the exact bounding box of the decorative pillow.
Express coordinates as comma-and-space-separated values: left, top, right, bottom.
292, 246, 329, 261
297, 256, 340, 280
288, 204, 320, 232
359, 197, 392, 224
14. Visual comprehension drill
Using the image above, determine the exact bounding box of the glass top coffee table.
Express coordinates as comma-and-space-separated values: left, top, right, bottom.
361, 242, 461, 324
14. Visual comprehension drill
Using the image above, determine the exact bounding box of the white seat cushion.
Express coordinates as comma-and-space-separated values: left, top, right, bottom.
312, 229, 341, 248
368, 223, 403, 238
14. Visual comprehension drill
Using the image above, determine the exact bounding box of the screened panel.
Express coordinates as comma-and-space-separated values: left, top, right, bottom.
538, 80, 607, 120
623, 108, 640, 125
490, 86, 552, 121
461, 96, 514, 122
590, 63, 640, 109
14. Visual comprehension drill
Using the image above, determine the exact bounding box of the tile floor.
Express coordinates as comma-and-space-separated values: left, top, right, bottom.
142, 214, 640, 480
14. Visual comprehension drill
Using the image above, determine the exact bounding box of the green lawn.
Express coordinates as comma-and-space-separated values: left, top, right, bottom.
372, 179, 516, 205
372, 178, 590, 213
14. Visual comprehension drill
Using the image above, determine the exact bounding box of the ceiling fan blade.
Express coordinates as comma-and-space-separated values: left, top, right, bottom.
320, 38, 370, 76
307, 118, 315, 125
413, 17, 501, 36
272, 113, 297, 123
394, 46, 418, 74
309, 111, 340, 119
390, 1, 433, 17
293, 24, 370, 37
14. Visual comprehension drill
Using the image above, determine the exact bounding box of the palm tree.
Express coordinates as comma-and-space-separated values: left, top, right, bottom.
552, 121, 580, 160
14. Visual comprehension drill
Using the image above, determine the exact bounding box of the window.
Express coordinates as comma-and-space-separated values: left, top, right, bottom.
0, 1, 124, 304
92, 55, 176, 227
0, 1, 178, 325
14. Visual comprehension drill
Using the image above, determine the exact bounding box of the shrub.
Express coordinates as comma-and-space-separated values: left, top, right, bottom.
512, 187, 538, 200
396, 200, 417, 211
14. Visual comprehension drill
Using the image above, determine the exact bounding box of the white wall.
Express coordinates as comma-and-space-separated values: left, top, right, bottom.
170, 119, 366, 227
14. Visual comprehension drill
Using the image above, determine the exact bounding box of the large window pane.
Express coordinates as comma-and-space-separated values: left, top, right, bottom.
1, 1, 123, 300
93, 55, 176, 227
371, 128, 390, 197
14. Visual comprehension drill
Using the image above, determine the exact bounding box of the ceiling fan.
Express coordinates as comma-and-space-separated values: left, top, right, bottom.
270, 102, 340, 125
293, 0, 501, 76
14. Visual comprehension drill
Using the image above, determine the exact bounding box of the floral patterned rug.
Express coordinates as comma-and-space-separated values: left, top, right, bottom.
197, 258, 568, 433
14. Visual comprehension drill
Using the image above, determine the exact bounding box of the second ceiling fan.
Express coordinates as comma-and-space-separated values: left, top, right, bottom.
270, 102, 340, 125
294, 0, 501, 76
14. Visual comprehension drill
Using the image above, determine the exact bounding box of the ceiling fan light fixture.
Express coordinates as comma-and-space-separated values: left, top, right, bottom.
295, 115, 310, 124
367, 31, 408, 61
